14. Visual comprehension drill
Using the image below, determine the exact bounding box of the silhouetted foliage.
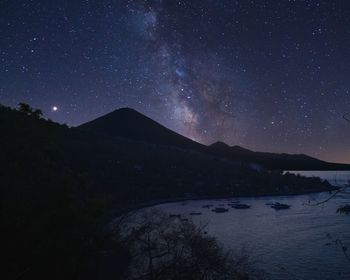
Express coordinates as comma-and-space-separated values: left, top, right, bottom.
115, 210, 257, 280
18, 102, 43, 119
1, 104, 129, 280
337, 205, 350, 215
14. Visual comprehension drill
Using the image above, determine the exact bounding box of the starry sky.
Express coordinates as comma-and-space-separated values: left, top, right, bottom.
1, 0, 350, 163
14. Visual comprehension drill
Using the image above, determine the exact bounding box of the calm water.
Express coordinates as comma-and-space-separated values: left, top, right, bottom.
150, 171, 350, 280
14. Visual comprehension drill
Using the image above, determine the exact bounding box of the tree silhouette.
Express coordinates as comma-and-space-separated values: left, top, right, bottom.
32, 108, 43, 119
18, 102, 32, 115
118, 210, 256, 280
18, 102, 43, 119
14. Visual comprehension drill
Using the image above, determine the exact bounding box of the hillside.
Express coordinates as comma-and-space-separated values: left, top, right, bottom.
79, 107, 204, 150
78, 107, 350, 171
1, 104, 336, 202
208, 142, 350, 171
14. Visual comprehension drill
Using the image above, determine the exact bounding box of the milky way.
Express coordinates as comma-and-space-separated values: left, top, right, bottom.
128, 1, 244, 144
1, 1, 350, 162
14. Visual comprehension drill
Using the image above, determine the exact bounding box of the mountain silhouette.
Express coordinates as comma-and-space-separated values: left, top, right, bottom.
79, 108, 350, 171
208, 142, 350, 170
79, 107, 203, 150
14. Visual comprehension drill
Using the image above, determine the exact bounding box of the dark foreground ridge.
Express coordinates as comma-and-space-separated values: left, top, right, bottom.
0, 103, 344, 279
0, 103, 342, 207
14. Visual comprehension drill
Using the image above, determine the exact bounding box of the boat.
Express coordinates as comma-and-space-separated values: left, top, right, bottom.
271, 203, 291, 210
231, 203, 251, 209
189, 211, 202, 215
202, 204, 213, 209
211, 207, 229, 213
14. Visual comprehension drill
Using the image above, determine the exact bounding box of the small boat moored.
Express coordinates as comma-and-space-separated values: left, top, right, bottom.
231, 203, 251, 209
271, 202, 291, 210
211, 207, 229, 213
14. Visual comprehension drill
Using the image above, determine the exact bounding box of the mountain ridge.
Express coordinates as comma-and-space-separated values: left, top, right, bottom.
78, 107, 350, 171
79, 107, 204, 150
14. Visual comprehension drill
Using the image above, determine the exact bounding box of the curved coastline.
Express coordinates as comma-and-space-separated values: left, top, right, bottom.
107, 185, 339, 220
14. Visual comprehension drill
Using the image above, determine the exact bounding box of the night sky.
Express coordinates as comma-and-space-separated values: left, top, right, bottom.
1, 1, 350, 163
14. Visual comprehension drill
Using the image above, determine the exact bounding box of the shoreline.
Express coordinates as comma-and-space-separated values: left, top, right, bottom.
108, 186, 339, 220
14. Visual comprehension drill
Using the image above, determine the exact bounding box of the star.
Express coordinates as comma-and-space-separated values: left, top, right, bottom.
1, 0, 350, 163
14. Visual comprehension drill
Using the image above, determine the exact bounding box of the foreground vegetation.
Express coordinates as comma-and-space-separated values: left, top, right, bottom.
114, 210, 259, 280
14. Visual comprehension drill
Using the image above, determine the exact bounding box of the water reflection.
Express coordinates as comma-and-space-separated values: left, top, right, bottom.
149, 172, 350, 280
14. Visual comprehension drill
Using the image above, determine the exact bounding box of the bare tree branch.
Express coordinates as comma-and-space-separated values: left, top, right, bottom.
305, 187, 348, 206
343, 112, 350, 124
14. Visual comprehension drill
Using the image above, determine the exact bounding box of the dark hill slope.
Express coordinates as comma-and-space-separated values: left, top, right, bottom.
1, 103, 337, 204
208, 142, 350, 171
78, 108, 350, 171
79, 107, 203, 150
